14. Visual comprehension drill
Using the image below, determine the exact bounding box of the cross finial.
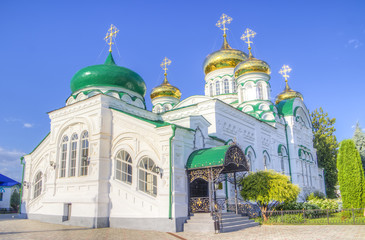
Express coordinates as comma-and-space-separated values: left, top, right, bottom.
216, 13, 232, 37
160, 57, 172, 83
104, 24, 119, 52
279, 65, 292, 83
241, 28, 256, 58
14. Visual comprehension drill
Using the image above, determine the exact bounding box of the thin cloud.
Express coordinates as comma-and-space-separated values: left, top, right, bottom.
23, 123, 33, 128
4, 117, 34, 128
0, 147, 25, 182
347, 39, 362, 49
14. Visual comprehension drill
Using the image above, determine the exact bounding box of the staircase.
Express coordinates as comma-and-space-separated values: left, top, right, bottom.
183, 212, 259, 233
220, 212, 259, 233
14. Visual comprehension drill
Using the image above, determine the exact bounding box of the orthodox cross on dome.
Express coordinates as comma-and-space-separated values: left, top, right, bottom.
279, 65, 292, 83
216, 13, 232, 37
241, 28, 256, 58
104, 24, 119, 52
160, 57, 172, 83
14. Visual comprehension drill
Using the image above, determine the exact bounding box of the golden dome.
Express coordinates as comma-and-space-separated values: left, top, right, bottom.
275, 81, 303, 104
234, 55, 270, 78
150, 75, 181, 100
203, 35, 248, 75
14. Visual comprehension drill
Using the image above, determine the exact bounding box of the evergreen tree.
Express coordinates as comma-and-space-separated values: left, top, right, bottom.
337, 139, 365, 209
10, 190, 20, 211
353, 122, 365, 172
311, 108, 338, 198
240, 170, 300, 221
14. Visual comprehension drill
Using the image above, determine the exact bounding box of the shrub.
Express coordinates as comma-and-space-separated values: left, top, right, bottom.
307, 191, 326, 201
307, 198, 339, 210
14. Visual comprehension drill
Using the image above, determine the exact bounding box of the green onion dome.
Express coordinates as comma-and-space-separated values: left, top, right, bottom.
70, 53, 146, 97
234, 55, 270, 78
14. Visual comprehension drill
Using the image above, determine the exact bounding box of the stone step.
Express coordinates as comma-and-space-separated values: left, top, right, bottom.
183, 222, 216, 232
221, 214, 249, 220
220, 222, 260, 233
221, 217, 251, 224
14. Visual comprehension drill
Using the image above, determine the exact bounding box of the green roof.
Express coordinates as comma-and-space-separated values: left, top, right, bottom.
186, 145, 230, 169
110, 107, 170, 128
70, 52, 146, 96
276, 98, 295, 116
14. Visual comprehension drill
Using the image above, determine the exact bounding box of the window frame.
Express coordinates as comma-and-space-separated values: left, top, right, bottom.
60, 136, 69, 178
115, 150, 133, 184
33, 171, 43, 199
138, 157, 158, 197
80, 131, 89, 176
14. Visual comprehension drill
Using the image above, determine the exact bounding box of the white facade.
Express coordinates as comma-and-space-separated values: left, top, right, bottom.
21, 36, 325, 232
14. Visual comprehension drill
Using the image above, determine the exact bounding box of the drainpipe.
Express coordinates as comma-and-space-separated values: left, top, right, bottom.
283, 118, 293, 182
19, 156, 25, 214
169, 125, 176, 219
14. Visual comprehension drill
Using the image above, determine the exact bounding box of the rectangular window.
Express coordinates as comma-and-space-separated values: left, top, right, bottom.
0, 192, 3, 201
80, 139, 89, 176
70, 141, 77, 177
60, 143, 67, 178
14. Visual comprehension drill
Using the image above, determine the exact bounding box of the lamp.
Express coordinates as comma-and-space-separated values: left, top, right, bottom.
50, 161, 56, 169
155, 166, 163, 178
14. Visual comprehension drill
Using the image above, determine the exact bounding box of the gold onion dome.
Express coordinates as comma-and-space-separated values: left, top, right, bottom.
234, 54, 271, 78
203, 35, 248, 75
150, 74, 181, 100
275, 81, 303, 104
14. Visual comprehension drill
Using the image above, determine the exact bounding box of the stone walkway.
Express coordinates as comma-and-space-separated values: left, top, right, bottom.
0, 218, 364, 240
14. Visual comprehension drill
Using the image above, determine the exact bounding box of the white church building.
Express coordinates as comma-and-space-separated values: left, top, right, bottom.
21, 17, 325, 232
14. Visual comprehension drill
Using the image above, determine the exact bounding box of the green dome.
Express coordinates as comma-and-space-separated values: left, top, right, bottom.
70, 53, 146, 96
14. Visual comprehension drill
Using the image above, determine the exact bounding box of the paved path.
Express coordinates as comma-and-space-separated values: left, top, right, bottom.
0, 218, 364, 240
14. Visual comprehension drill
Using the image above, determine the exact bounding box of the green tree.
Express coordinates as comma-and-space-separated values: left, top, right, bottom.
10, 190, 20, 211
337, 139, 365, 209
240, 170, 300, 221
311, 107, 338, 198
353, 122, 365, 172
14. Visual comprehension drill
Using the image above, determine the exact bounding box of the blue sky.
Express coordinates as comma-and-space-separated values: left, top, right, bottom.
1, 0, 364, 181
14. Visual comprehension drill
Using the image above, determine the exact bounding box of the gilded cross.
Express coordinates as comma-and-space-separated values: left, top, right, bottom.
241, 28, 256, 52
160, 57, 172, 76
104, 24, 119, 52
216, 13, 232, 36
279, 65, 292, 82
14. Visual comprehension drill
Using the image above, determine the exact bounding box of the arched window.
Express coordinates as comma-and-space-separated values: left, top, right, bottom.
216, 81, 220, 95
138, 157, 158, 196
80, 131, 89, 176
264, 155, 268, 170
263, 151, 270, 170
60, 136, 68, 178
163, 105, 170, 112
34, 172, 42, 198
247, 152, 253, 171
246, 83, 253, 101
231, 80, 237, 93
70, 134, 78, 177
279, 146, 288, 174
224, 79, 229, 94
115, 150, 132, 184
257, 82, 263, 100
210, 83, 213, 96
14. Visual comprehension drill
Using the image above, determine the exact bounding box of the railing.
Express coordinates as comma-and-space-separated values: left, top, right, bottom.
227, 201, 261, 218
263, 208, 365, 225
189, 197, 210, 213
213, 198, 225, 233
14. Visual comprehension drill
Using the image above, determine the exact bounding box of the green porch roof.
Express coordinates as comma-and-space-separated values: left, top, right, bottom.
186, 145, 230, 169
